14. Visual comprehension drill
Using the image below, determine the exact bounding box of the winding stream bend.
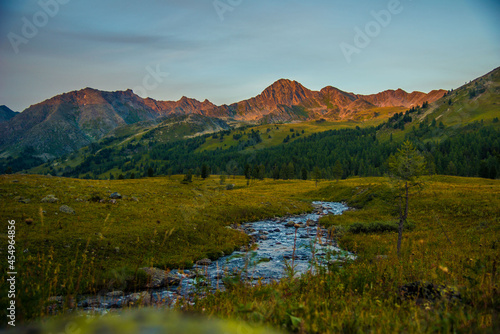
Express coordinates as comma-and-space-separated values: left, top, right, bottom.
199, 201, 353, 284
79, 202, 353, 311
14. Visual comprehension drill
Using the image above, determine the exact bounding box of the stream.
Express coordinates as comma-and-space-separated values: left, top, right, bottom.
77, 202, 353, 312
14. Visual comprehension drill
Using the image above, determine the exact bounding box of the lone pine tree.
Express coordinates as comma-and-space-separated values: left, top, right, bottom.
388, 141, 426, 257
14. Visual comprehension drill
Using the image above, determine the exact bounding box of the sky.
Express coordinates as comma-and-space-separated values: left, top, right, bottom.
0, 0, 499, 112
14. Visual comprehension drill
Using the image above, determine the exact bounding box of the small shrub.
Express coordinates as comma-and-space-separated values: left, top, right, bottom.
347, 220, 416, 234
329, 225, 346, 239
100, 267, 149, 292
206, 250, 225, 261
131, 269, 150, 290
89, 192, 103, 202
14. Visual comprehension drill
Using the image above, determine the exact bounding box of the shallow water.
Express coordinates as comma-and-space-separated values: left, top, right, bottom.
195, 201, 352, 284
79, 202, 353, 311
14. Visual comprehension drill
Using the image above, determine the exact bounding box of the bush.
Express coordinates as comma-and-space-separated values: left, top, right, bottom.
90, 192, 103, 202
347, 220, 416, 234
206, 250, 225, 261
98, 266, 150, 292
131, 269, 150, 290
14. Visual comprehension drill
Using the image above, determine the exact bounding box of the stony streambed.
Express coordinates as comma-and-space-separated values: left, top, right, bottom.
77, 202, 353, 312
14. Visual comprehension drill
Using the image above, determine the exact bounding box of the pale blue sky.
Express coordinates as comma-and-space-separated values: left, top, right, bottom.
0, 0, 499, 111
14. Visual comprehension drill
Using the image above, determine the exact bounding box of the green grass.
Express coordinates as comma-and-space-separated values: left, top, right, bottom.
1, 174, 499, 332
0, 174, 320, 322
186, 176, 500, 333
422, 69, 500, 127
377, 71, 500, 144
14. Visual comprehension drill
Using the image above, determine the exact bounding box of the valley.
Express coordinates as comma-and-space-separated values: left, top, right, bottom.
2, 0, 499, 332
1, 68, 498, 184
0, 67, 499, 333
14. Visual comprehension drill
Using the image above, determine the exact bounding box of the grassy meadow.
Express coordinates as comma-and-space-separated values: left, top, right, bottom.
1, 174, 499, 332
186, 176, 500, 333
0, 174, 317, 321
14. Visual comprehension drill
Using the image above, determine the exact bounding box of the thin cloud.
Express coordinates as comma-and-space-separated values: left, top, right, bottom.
50, 29, 195, 50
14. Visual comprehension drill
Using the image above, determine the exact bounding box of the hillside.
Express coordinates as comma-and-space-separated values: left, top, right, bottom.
28, 115, 499, 181
0, 88, 159, 158
23, 67, 498, 180
0, 88, 225, 158
420, 66, 500, 126
0, 105, 17, 122
376, 66, 500, 144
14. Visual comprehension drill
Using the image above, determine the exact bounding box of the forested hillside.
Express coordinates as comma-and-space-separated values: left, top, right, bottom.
26, 115, 500, 181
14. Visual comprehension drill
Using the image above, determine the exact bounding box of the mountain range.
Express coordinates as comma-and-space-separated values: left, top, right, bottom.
214, 79, 445, 122
0, 79, 445, 157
